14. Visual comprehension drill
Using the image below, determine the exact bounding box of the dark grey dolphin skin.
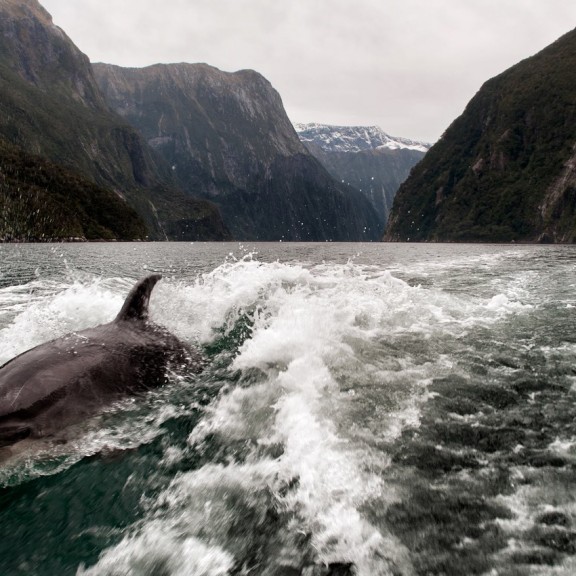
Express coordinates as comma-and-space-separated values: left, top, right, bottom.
0, 274, 201, 448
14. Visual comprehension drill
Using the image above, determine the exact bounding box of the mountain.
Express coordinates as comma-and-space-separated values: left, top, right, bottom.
295, 123, 429, 154
384, 28, 576, 243
93, 63, 382, 241
295, 123, 429, 230
0, 0, 229, 241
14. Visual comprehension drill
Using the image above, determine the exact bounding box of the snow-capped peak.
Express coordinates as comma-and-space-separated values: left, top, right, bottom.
293, 122, 431, 154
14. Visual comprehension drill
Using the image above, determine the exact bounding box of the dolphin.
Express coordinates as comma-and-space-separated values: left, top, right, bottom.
0, 274, 201, 448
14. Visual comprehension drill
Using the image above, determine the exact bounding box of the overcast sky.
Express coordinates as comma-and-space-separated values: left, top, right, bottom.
41, 0, 576, 143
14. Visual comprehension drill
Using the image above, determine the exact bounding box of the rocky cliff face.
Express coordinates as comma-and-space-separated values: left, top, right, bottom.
93, 63, 382, 241
295, 123, 429, 230
0, 0, 107, 109
385, 28, 576, 243
0, 0, 229, 241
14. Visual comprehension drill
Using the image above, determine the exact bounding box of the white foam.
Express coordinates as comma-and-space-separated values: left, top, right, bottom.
150, 256, 315, 344
73, 257, 529, 572
0, 257, 539, 573
268, 356, 396, 570
0, 279, 123, 364
180, 261, 482, 572
485, 293, 531, 314
77, 522, 233, 576
533, 556, 576, 576
549, 436, 576, 460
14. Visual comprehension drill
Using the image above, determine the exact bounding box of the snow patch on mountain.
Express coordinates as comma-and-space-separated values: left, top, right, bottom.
294, 123, 431, 154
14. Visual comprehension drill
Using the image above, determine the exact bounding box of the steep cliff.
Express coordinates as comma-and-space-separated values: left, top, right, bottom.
93, 63, 382, 241
385, 27, 576, 243
295, 123, 428, 230
0, 0, 229, 240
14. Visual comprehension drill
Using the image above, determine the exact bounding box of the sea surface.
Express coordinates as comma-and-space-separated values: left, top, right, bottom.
0, 242, 576, 576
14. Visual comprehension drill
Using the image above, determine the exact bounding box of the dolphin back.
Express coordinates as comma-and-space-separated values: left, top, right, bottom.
114, 274, 162, 323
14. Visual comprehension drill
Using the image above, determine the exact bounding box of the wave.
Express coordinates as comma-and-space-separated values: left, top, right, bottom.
0, 254, 523, 575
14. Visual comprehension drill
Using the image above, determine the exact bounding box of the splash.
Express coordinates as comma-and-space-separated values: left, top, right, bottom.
79, 255, 530, 574
0, 252, 535, 575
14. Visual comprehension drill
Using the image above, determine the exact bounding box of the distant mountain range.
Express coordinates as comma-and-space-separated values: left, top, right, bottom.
385, 27, 576, 243
295, 123, 429, 231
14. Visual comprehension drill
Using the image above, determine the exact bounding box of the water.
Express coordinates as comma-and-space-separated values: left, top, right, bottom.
0, 242, 575, 576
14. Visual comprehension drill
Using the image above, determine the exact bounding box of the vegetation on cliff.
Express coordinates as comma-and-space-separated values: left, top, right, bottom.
0, 138, 146, 241
385, 27, 576, 243
0, 0, 230, 241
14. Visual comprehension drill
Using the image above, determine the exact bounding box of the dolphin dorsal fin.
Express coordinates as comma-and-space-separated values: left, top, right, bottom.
114, 274, 162, 323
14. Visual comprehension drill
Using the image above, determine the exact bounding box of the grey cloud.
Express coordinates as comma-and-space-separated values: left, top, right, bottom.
42, 0, 576, 142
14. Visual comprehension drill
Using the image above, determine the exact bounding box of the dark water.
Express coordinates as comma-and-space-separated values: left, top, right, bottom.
0, 242, 575, 576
